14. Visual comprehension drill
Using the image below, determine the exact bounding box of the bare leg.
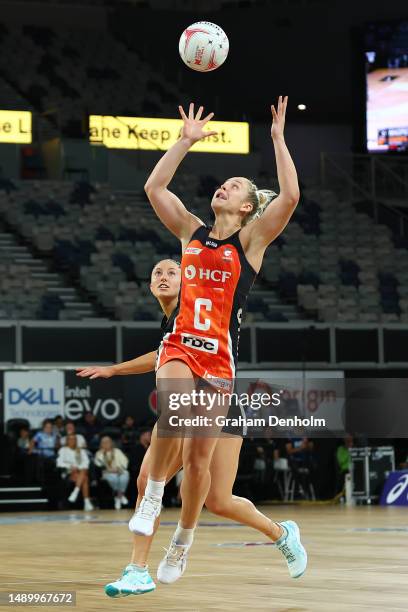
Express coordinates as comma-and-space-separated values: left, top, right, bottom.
205, 436, 282, 541
148, 360, 195, 480
79, 469, 90, 499
179, 435, 219, 529
72, 468, 89, 498
130, 427, 183, 566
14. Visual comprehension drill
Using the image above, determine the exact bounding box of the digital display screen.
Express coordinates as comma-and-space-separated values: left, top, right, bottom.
365, 22, 408, 152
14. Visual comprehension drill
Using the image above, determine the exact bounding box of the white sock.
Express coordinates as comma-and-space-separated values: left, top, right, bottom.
69, 486, 79, 500
128, 563, 147, 571
145, 478, 165, 500
174, 522, 195, 546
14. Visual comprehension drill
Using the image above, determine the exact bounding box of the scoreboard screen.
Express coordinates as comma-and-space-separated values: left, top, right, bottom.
365, 22, 408, 152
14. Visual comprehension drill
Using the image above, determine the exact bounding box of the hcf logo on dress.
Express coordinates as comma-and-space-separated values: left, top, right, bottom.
184, 265, 231, 283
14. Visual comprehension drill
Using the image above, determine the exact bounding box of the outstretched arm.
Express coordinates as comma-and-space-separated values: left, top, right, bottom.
243, 96, 300, 249
144, 103, 217, 243
76, 350, 157, 379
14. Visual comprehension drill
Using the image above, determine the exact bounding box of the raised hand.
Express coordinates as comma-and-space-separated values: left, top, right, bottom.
76, 366, 115, 380
271, 95, 288, 141
178, 103, 217, 145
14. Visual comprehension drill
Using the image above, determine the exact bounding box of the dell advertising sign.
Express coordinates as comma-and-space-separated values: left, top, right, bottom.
4, 371, 64, 428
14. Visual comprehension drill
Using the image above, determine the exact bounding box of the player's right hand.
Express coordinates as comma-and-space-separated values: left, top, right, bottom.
75, 366, 115, 379
178, 102, 217, 144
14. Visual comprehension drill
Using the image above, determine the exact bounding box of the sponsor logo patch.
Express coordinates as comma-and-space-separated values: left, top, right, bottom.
181, 333, 219, 354
223, 248, 233, 261
183, 266, 232, 283
185, 247, 202, 255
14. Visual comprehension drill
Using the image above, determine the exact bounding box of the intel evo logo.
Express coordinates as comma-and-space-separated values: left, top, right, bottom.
8, 387, 60, 406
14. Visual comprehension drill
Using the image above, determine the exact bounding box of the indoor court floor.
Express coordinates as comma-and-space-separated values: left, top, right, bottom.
0, 505, 407, 611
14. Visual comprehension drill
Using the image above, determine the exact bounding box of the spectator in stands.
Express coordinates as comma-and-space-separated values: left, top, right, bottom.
94, 436, 129, 510
336, 434, 353, 493
17, 426, 36, 484
286, 437, 314, 465
253, 446, 267, 482
286, 437, 315, 499
29, 419, 59, 458
17, 426, 30, 453
127, 428, 152, 505
127, 429, 151, 483
53, 415, 65, 437
252, 446, 268, 500
56, 433, 94, 511
121, 415, 138, 449
82, 412, 102, 451
60, 421, 87, 449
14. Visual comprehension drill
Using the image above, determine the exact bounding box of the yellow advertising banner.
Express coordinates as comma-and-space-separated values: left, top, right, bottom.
0, 110, 32, 144
89, 115, 249, 154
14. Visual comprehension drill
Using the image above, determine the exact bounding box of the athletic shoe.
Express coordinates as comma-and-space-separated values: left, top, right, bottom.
128, 495, 162, 536
120, 495, 128, 506
68, 487, 79, 503
114, 497, 122, 510
275, 520, 307, 579
104, 564, 156, 598
83, 498, 94, 512
157, 538, 190, 584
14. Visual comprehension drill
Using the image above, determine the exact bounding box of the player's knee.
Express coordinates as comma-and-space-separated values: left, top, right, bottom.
183, 458, 209, 483
205, 494, 229, 516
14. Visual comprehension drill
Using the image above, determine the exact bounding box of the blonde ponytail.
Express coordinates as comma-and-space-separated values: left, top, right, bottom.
242, 181, 277, 226
253, 189, 277, 220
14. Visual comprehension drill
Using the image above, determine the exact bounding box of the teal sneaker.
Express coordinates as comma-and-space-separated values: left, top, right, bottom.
104, 564, 156, 597
275, 520, 307, 579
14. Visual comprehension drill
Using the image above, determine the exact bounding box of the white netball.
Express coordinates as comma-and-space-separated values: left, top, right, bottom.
178, 21, 229, 72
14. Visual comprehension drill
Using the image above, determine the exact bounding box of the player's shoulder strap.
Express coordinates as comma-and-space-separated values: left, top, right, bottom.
188, 223, 210, 244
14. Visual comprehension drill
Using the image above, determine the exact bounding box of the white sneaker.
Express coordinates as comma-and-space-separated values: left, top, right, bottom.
157, 538, 190, 584
120, 495, 128, 506
114, 497, 122, 510
128, 495, 162, 536
84, 498, 94, 511
68, 488, 79, 503
105, 564, 156, 597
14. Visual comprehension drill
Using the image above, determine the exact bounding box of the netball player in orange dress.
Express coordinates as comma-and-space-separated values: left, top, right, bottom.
78, 257, 306, 596
130, 97, 307, 582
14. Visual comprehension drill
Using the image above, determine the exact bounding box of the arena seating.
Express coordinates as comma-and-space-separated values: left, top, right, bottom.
0, 227, 96, 321
1, 174, 408, 323
0, 175, 299, 321
0, 22, 183, 136
294, 189, 408, 323
0, 181, 95, 320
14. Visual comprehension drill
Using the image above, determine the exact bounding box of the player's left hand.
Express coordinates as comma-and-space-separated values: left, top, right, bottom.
76, 365, 115, 379
271, 95, 288, 141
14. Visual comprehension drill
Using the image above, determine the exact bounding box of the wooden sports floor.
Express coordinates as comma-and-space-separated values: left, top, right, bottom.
0, 505, 407, 611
